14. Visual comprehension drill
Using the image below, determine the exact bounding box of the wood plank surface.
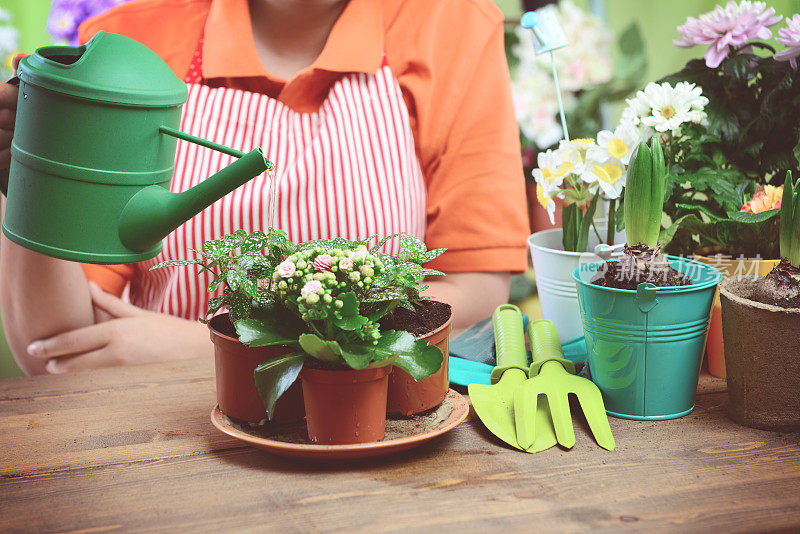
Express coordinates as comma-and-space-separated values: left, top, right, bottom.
1, 358, 799, 533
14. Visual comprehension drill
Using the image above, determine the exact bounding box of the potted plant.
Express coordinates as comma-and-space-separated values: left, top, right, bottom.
720, 172, 800, 431
153, 229, 305, 425
526, 78, 708, 343
572, 136, 722, 420
528, 134, 630, 342
653, 3, 800, 376
245, 234, 447, 444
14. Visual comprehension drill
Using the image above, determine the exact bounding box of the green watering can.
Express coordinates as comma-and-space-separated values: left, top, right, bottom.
1, 31, 272, 264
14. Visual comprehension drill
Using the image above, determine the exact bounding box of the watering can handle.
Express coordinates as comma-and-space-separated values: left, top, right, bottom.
0, 76, 20, 197
528, 319, 576, 376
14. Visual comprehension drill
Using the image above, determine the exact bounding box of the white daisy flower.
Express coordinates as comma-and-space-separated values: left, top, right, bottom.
639, 82, 693, 132
621, 81, 709, 137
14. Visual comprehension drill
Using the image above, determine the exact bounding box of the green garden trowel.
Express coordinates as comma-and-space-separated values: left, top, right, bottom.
514, 320, 615, 451
469, 305, 557, 452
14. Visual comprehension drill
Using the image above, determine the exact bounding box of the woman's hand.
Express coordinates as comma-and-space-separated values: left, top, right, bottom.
424, 272, 511, 337
26, 283, 213, 373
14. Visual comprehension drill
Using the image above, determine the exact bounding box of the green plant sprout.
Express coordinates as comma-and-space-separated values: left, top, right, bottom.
624, 135, 666, 249
779, 171, 800, 267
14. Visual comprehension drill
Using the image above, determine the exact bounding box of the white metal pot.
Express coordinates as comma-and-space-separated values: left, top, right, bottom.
529, 227, 625, 342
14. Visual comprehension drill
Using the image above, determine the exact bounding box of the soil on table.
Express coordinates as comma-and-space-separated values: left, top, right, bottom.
750, 258, 800, 309
379, 300, 452, 337
230, 397, 456, 444
591, 243, 692, 290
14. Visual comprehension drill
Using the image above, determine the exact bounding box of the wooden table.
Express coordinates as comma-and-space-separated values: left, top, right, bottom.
2, 359, 800, 533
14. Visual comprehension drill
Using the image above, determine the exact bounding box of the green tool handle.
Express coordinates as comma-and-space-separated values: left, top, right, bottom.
528, 319, 575, 376
492, 305, 528, 368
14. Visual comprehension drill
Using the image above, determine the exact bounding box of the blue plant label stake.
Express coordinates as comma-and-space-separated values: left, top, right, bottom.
521, 7, 568, 54
521, 7, 570, 141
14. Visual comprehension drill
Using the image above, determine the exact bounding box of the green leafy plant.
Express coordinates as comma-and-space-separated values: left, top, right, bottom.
780, 171, 800, 266
673, 206, 780, 259
591, 135, 692, 290
624, 136, 666, 248
151, 228, 295, 322
155, 232, 447, 420
657, 30, 800, 255
561, 192, 600, 252
660, 46, 800, 180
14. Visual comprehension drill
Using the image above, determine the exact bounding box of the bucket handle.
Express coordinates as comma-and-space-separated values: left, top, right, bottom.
635, 282, 659, 313
0, 76, 20, 197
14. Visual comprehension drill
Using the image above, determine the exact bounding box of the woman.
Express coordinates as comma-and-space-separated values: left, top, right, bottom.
0, 0, 528, 375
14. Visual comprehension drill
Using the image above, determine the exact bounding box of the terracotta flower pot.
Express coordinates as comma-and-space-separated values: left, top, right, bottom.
720, 278, 800, 431
300, 366, 390, 444
694, 248, 779, 378
526, 181, 562, 234
386, 306, 453, 416
208, 314, 304, 425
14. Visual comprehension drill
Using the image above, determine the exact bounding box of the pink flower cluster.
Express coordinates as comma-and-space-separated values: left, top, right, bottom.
674, 1, 782, 68
775, 14, 800, 69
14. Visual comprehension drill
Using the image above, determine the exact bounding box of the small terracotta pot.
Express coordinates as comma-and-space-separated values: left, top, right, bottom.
720, 278, 800, 431
208, 314, 304, 425
300, 366, 390, 445
694, 248, 779, 378
526, 181, 562, 234
387, 307, 453, 416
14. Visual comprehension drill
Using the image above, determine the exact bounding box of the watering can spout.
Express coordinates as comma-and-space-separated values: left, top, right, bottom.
118, 148, 271, 253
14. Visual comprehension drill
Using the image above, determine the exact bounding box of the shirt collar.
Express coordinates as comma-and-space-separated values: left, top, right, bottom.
201, 0, 384, 80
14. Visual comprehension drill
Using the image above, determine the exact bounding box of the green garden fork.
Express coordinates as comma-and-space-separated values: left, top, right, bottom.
513, 319, 616, 451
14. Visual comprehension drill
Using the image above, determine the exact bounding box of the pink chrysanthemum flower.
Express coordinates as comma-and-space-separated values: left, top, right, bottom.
312, 254, 333, 272
775, 14, 800, 69
674, 1, 782, 68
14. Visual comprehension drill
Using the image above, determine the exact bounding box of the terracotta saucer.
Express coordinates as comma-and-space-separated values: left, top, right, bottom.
210, 389, 469, 460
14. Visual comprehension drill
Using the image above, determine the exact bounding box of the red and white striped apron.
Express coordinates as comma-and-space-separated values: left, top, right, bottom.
130, 41, 427, 320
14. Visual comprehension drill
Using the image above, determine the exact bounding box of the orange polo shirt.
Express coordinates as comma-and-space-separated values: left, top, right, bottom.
79, 0, 529, 296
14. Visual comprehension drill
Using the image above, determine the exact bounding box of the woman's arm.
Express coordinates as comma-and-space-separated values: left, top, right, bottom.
0, 235, 96, 375
424, 272, 510, 336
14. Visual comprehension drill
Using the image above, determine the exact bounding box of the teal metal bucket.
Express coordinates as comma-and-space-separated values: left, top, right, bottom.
572, 256, 722, 420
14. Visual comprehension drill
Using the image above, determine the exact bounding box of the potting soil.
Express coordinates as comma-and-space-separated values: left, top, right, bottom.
591, 243, 691, 290
380, 300, 452, 337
